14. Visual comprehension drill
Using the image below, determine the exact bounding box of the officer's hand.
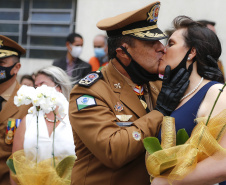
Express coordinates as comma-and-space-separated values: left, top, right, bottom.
204, 55, 224, 83
155, 65, 190, 116
203, 66, 224, 83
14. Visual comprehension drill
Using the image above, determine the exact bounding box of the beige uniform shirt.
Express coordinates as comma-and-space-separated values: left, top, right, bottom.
69, 62, 163, 185
0, 81, 30, 185
1, 81, 16, 108
113, 64, 153, 111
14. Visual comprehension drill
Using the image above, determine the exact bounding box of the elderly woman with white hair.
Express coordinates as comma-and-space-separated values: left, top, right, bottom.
34, 65, 73, 100
11, 66, 75, 184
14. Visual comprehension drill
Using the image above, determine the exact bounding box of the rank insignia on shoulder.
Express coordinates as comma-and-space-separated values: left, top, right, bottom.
78, 71, 103, 87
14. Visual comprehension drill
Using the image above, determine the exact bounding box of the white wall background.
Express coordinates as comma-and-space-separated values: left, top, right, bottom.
19, 0, 226, 77
76, 0, 226, 74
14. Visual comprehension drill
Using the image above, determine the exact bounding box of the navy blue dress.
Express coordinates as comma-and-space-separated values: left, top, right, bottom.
158, 81, 226, 184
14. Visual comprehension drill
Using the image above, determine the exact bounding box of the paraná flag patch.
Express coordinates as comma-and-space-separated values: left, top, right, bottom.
76, 95, 96, 111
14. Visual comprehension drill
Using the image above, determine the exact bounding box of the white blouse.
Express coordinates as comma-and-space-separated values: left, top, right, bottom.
24, 108, 75, 163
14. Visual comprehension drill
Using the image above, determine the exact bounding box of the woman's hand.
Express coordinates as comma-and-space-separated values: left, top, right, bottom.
151, 177, 171, 185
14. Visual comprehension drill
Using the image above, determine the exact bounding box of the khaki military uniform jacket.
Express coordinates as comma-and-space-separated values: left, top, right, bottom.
0, 81, 30, 185
69, 62, 163, 185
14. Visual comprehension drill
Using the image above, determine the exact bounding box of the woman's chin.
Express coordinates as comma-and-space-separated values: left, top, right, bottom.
157, 62, 167, 74
158, 67, 165, 75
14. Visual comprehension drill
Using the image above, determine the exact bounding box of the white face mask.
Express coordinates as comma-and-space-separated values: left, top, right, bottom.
70, 45, 82, 58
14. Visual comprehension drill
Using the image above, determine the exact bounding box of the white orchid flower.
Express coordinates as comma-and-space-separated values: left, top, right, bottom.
15, 84, 67, 116
14, 85, 35, 106
28, 106, 37, 115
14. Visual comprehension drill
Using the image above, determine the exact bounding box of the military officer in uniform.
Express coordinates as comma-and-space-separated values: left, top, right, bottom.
0, 35, 30, 185
69, 2, 190, 185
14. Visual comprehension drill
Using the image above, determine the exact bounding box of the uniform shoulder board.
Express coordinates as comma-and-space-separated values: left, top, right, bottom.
78, 71, 103, 87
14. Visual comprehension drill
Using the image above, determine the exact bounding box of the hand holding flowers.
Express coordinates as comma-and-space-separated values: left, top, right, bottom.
144, 82, 226, 184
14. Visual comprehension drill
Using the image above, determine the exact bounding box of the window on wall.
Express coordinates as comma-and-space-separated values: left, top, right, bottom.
0, 0, 77, 59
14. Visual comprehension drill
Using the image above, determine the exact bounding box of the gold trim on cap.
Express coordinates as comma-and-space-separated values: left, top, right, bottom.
122, 25, 158, 35
0, 49, 18, 58
132, 32, 166, 38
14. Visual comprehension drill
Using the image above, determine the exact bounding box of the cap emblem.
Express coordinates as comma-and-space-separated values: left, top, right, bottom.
0, 39, 3, 48
147, 3, 160, 23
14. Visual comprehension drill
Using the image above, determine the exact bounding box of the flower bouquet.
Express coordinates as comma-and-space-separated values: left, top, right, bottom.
143, 83, 226, 184
6, 85, 76, 185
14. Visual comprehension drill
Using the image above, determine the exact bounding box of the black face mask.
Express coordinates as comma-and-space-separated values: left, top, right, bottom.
170, 48, 194, 79
0, 62, 17, 84
115, 46, 159, 85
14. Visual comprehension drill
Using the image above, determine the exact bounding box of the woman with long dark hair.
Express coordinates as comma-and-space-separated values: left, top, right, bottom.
153, 16, 226, 185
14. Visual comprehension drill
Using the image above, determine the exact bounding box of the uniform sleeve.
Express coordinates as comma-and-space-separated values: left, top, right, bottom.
69, 87, 163, 169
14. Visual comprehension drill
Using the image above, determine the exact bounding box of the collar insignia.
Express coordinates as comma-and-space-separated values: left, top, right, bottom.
114, 83, 121, 89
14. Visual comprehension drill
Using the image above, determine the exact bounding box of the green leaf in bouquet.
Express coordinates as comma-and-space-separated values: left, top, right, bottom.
176, 129, 189, 145
6, 158, 16, 174
56, 155, 76, 180
143, 137, 162, 154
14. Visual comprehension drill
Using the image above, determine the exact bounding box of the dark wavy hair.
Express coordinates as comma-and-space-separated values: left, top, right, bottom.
66, 33, 83, 44
173, 16, 224, 83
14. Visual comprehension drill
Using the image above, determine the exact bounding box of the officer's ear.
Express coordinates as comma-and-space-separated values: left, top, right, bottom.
12, 62, 21, 75
115, 43, 130, 62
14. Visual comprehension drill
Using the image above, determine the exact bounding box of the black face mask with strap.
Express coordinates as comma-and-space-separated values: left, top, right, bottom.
170, 48, 194, 79
0, 62, 17, 84
115, 46, 159, 85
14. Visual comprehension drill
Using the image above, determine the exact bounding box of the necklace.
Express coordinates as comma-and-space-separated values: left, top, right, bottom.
180, 77, 204, 101
44, 115, 59, 123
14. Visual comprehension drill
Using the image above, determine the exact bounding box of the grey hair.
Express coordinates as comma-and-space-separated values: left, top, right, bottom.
35, 66, 72, 100
12, 56, 20, 63
95, 34, 108, 46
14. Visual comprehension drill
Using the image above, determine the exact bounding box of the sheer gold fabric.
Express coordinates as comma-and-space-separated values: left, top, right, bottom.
10, 150, 76, 185
146, 109, 226, 183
